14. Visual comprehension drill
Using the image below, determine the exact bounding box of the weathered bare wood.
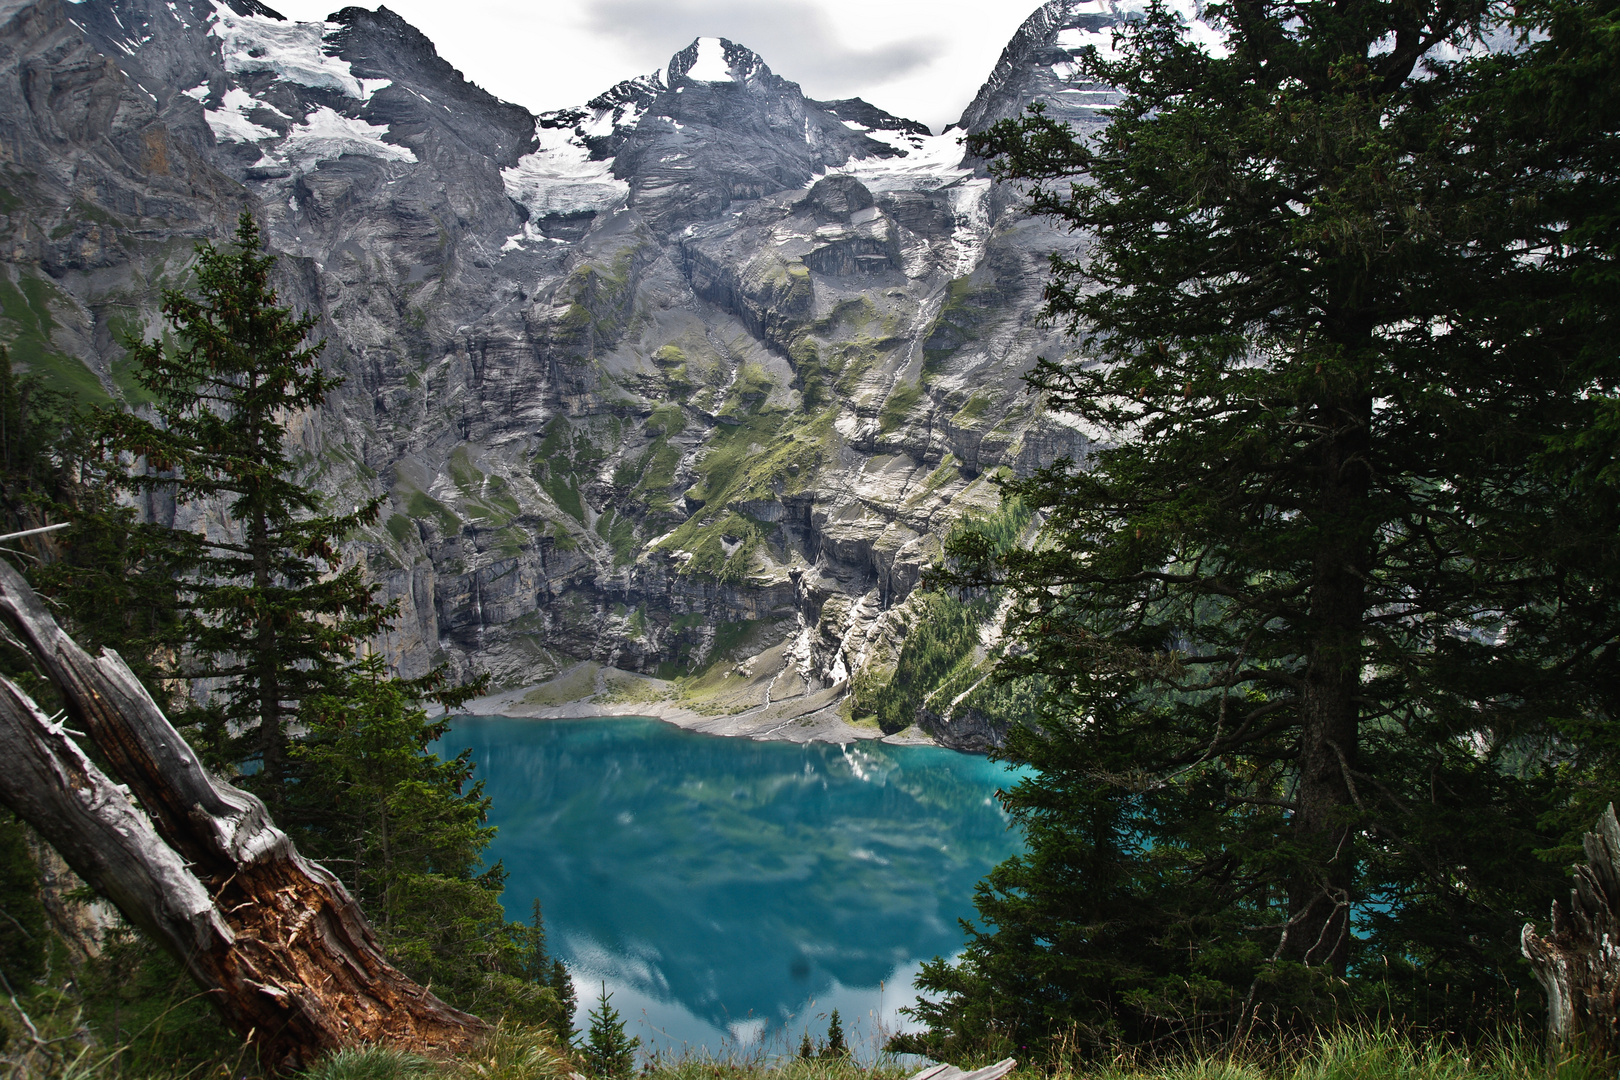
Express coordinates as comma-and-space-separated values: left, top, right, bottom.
0, 560, 486, 1069
1522, 804, 1620, 1060
0, 677, 230, 967
907, 1058, 1017, 1080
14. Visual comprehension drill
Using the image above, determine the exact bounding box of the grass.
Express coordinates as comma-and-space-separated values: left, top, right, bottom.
0, 981, 1590, 1080
520, 663, 601, 707
922, 276, 993, 383
405, 489, 462, 536
542, 474, 585, 521
951, 393, 993, 427
654, 409, 835, 583
299, 1026, 1595, 1080
1037, 1028, 1598, 1080
387, 514, 416, 545
595, 509, 640, 567
879, 382, 923, 435
447, 448, 521, 526
593, 670, 672, 706
0, 273, 110, 404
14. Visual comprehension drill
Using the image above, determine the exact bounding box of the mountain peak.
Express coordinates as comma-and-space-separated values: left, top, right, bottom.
667, 37, 771, 89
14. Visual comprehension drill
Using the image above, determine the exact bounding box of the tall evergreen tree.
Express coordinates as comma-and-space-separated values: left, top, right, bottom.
903, 0, 1620, 1057
103, 212, 390, 800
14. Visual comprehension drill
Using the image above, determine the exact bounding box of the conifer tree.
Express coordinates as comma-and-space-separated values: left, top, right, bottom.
548, 954, 579, 1043
103, 212, 390, 802
821, 1008, 846, 1058
516, 899, 577, 1041
583, 984, 638, 1080
904, 0, 1620, 1057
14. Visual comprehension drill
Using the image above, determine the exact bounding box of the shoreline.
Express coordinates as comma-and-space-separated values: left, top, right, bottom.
454, 659, 937, 747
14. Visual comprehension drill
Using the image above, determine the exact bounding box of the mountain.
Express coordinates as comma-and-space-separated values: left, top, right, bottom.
0, 0, 1182, 748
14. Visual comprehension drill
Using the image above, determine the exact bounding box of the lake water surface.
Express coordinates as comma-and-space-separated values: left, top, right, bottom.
442, 716, 1025, 1058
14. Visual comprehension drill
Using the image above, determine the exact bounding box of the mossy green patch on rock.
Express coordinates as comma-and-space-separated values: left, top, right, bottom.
448, 447, 520, 526
386, 513, 416, 545
404, 489, 461, 535
0, 274, 107, 404
496, 524, 529, 557
543, 473, 584, 520
631, 438, 684, 515
720, 362, 775, 417
559, 248, 638, 345
906, 455, 960, 508
645, 403, 686, 437
921, 275, 994, 383
595, 508, 639, 567
952, 391, 994, 427
543, 520, 578, 551
449, 446, 483, 496
810, 296, 878, 338
677, 408, 834, 519
880, 380, 924, 434
661, 510, 764, 583
557, 302, 593, 337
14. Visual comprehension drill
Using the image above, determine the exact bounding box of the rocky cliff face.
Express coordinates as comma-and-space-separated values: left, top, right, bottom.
0, 0, 1165, 747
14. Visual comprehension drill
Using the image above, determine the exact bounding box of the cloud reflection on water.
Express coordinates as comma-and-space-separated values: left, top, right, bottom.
442, 717, 1023, 1058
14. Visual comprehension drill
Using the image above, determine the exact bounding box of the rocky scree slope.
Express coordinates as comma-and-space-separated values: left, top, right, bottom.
0, 0, 1171, 747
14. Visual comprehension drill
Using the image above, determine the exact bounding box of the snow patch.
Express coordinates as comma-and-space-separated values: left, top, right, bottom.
210, 4, 365, 97
205, 87, 277, 143
686, 37, 731, 82
182, 82, 209, 102
277, 107, 417, 168
817, 129, 971, 194
501, 121, 629, 224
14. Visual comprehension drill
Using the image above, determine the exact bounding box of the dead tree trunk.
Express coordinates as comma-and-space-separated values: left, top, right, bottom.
0, 560, 486, 1069
1522, 803, 1620, 1061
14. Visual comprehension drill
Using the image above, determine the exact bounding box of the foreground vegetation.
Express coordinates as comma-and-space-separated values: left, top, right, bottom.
902, 0, 1620, 1060
0, 1015, 1597, 1080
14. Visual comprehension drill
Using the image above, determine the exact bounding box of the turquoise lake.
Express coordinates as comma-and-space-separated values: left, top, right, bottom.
441, 716, 1026, 1058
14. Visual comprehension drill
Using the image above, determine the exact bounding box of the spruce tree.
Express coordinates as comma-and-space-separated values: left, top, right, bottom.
103, 212, 389, 801
284, 655, 505, 991
905, 0, 1620, 1056
821, 1008, 847, 1058
515, 898, 577, 1041
549, 955, 579, 1044
583, 984, 638, 1080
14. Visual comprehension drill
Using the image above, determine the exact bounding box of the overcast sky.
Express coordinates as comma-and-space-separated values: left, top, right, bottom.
261, 0, 1046, 132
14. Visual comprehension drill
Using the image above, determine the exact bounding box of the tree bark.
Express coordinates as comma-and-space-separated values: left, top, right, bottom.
0, 559, 486, 1070
1282, 390, 1372, 973
1523, 804, 1620, 1062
